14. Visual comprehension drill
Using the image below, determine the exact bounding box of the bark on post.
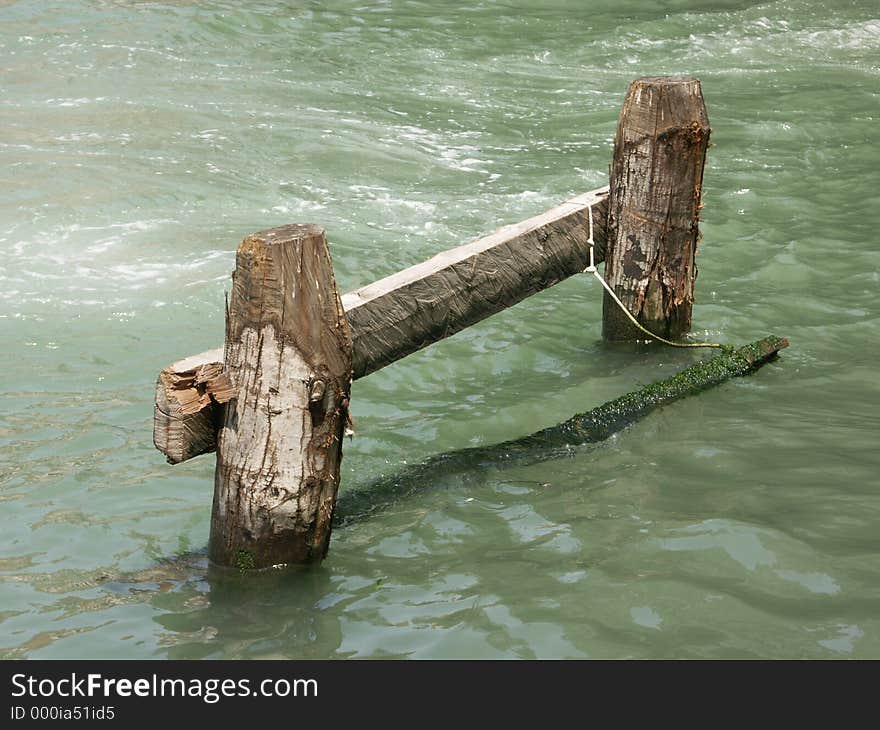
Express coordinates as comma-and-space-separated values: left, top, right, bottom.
209, 224, 352, 570
603, 76, 710, 341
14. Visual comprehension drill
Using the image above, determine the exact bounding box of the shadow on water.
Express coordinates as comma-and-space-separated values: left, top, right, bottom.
84, 415, 604, 657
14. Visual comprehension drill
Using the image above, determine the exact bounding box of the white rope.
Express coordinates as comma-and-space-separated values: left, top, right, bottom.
584, 204, 721, 349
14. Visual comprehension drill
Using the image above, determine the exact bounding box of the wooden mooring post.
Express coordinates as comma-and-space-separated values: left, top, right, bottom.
153, 76, 720, 570
209, 225, 352, 570
603, 76, 710, 341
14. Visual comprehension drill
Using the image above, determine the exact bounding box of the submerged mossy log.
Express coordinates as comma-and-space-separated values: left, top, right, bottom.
335, 336, 788, 524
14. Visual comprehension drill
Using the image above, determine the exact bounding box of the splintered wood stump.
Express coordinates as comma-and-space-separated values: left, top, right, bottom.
603, 76, 710, 341
153, 353, 235, 464
209, 224, 352, 570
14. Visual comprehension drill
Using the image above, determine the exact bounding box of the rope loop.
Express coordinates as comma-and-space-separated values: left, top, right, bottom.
584, 204, 721, 350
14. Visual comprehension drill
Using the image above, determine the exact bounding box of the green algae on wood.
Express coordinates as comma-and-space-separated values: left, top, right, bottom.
335, 336, 789, 525
516, 335, 788, 451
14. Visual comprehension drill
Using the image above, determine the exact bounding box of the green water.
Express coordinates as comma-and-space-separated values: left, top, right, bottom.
1, 0, 878, 659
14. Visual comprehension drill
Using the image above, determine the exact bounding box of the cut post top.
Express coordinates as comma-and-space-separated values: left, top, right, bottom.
618, 76, 709, 137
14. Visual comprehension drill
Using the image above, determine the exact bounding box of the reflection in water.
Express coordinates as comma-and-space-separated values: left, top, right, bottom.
1, 555, 345, 659
154, 566, 342, 660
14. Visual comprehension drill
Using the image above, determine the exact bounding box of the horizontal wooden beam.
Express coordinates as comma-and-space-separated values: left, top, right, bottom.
154, 187, 609, 464
344, 187, 609, 378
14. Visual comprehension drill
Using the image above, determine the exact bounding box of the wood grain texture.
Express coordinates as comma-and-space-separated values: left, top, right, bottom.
603, 76, 710, 341
209, 224, 352, 569
153, 188, 609, 464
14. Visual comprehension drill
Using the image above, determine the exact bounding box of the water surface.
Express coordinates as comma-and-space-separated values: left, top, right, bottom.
1, 0, 878, 659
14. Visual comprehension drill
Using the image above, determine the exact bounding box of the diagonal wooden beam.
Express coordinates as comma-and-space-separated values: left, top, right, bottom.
335, 336, 789, 525
154, 187, 609, 464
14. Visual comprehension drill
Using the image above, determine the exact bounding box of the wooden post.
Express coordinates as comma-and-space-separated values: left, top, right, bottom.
603, 76, 710, 341
209, 224, 352, 570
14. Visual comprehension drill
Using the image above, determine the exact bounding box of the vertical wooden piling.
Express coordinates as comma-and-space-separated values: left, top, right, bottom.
209, 224, 352, 570
602, 76, 710, 341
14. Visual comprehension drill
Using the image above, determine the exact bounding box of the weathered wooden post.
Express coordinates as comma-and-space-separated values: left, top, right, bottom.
603, 76, 710, 341
209, 224, 352, 570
